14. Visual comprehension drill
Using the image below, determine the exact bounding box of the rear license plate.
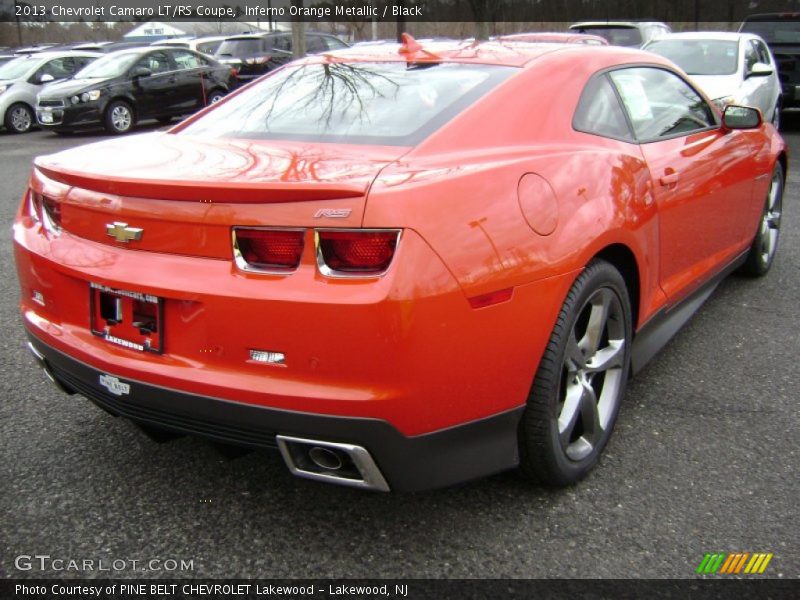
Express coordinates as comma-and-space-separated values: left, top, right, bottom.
40, 112, 53, 123
90, 283, 163, 353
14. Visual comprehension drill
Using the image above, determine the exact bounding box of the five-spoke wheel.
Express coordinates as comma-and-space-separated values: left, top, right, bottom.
520, 259, 632, 485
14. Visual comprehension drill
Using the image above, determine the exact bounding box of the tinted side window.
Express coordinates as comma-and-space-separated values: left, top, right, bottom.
609, 67, 715, 141
573, 74, 633, 141
745, 42, 758, 71
306, 35, 327, 53
136, 51, 171, 74
754, 40, 772, 64
171, 50, 200, 69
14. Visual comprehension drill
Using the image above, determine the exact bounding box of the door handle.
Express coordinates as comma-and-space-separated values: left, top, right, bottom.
659, 170, 680, 187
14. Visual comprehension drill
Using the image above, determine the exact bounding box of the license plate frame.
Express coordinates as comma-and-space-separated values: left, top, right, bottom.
90, 283, 164, 354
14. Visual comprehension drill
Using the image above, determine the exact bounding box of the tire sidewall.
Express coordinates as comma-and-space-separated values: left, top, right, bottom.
527, 261, 633, 484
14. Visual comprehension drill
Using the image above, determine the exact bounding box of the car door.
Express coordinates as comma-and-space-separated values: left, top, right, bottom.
167, 49, 207, 111
129, 50, 176, 119
608, 66, 762, 303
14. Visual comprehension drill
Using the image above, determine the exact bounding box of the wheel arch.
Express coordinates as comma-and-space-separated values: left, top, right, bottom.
590, 243, 641, 332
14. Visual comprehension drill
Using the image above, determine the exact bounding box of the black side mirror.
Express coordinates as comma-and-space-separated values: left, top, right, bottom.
130, 66, 152, 79
722, 105, 762, 130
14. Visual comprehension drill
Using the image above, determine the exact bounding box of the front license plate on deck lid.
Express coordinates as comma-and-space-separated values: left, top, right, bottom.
90, 283, 163, 353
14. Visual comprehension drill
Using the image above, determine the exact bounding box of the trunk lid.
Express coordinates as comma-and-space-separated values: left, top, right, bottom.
33, 132, 409, 258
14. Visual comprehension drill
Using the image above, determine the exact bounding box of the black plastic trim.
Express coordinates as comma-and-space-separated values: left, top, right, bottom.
631, 250, 747, 374
26, 334, 524, 492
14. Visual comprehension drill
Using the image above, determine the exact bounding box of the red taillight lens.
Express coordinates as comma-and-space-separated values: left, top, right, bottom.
28, 190, 61, 234
234, 228, 305, 272
317, 230, 400, 275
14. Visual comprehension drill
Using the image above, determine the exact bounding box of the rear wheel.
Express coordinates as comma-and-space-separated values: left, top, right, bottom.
207, 89, 225, 105
740, 162, 783, 277
104, 100, 134, 134
520, 259, 632, 486
4, 103, 34, 133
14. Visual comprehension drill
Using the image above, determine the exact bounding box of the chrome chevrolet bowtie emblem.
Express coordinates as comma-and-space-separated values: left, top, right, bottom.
106, 222, 143, 243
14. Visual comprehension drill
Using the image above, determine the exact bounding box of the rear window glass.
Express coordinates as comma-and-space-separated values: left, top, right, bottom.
178, 62, 514, 146
216, 39, 263, 57
646, 39, 739, 75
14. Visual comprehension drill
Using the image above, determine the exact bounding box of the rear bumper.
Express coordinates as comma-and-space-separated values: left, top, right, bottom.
27, 334, 524, 492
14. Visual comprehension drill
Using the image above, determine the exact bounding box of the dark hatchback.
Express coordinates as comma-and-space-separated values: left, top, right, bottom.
36, 47, 235, 134
215, 31, 348, 85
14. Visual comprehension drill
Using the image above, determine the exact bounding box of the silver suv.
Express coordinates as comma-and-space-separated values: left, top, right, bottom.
0, 51, 99, 133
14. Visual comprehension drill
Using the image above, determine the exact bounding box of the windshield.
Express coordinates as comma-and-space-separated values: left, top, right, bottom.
572, 27, 642, 47
74, 52, 139, 79
0, 56, 38, 80
741, 19, 800, 44
178, 61, 514, 146
646, 39, 739, 75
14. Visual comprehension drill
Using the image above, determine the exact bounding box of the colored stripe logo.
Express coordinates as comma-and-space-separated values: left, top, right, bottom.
696, 552, 773, 575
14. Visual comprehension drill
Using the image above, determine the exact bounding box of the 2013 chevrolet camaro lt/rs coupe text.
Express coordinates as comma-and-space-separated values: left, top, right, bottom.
14, 38, 786, 491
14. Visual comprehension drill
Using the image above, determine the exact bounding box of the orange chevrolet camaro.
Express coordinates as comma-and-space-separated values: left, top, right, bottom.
14, 37, 786, 492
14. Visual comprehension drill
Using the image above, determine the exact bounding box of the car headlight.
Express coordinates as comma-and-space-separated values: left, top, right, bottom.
70, 95, 80, 104
0, 84, 8, 95
80, 90, 101, 102
712, 96, 736, 111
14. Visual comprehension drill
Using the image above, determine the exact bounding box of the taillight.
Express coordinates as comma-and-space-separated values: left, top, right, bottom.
233, 228, 305, 273
316, 230, 400, 276
28, 190, 62, 236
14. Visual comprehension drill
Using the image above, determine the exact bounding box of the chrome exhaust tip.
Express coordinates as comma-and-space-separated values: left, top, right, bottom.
276, 435, 390, 492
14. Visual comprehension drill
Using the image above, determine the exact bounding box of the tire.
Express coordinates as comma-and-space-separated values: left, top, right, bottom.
104, 100, 134, 134
4, 103, 34, 133
207, 89, 225, 105
739, 162, 784, 277
519, 259, 632, 486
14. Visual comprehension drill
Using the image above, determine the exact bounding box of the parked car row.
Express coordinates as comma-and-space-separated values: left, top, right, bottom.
0, 31, 351, 135
1, 19, 790, 136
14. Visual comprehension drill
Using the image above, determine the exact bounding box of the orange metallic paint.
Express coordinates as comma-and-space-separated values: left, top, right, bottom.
14, 42, 786, 441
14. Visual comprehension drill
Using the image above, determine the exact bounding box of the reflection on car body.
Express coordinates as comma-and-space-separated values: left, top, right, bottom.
14, 37, 786, 492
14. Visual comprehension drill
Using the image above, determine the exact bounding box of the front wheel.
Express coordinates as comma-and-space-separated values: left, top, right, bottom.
519, 259, 632, 486
4, 103, 34, 133
740, 162, 784, 277
104, 100, 134, 134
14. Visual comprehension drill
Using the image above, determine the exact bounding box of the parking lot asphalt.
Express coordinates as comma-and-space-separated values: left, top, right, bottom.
0, 118, 798, 580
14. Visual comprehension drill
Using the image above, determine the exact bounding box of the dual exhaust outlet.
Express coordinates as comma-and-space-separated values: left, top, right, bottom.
276, 435, 390, 492
27, 342, 390, 492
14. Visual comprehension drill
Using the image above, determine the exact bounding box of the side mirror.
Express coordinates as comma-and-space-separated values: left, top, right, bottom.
38, 73, 54, 84
130, 66, 152, 79
746, 62, 773, 79
722, 105, 762, 130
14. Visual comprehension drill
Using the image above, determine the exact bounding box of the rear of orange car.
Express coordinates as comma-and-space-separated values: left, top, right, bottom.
14, 54, 563, 491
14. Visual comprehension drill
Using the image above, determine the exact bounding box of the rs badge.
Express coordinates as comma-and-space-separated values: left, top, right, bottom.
99, 374, 131, 397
